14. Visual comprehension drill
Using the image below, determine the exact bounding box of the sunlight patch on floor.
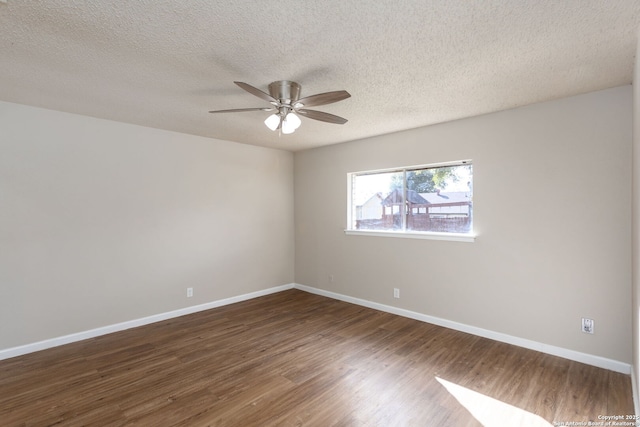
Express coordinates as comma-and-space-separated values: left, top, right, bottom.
436, 377, 553, 427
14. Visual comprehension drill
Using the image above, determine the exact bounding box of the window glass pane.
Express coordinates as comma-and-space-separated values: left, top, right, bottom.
352, 171, 404, 231
349, 162, 473, 236
406, 164, 472, 233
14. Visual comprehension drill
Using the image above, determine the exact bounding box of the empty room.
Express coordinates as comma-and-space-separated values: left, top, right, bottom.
2, 1, 640, 426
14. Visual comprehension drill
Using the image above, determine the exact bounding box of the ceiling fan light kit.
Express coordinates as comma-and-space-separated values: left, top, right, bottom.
209, 80, 350, 135
281, 112, 301, 134
264, 113, 281, 131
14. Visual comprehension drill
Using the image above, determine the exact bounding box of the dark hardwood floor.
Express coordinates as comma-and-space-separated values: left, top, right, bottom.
0, 289, 634, 426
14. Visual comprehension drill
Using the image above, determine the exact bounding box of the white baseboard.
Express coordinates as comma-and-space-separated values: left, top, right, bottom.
1, 282, 633, 376
0, 283, 295, 361
294, 284, 632, 375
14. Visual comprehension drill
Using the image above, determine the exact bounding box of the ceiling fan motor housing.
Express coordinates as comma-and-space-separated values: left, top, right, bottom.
268, 81, 301, 104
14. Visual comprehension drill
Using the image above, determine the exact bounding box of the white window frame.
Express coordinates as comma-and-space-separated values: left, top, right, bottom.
345, 160, 475, 242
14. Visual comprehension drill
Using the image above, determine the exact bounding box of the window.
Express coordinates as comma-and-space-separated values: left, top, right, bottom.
347, 161, 473, 241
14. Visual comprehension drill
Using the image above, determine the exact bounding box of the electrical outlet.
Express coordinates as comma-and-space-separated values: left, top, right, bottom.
187, 287, 193, 298
393, 288, 400, 299
581, 318, 594, 334
329, 275, 335, 283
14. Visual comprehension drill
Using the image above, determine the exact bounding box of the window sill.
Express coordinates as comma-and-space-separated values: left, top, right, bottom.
344, 229, 475, 242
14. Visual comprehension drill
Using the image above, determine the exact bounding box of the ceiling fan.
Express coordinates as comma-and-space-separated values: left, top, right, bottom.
209, 81, 350, 134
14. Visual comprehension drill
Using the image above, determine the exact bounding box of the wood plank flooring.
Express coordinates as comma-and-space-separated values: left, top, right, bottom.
0, 289, 634, 426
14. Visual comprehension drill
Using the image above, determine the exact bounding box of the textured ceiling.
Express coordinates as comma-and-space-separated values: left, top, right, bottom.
1, 1, 639, 151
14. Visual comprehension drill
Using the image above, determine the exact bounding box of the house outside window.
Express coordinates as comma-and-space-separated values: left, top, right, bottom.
347, 161, 473, 240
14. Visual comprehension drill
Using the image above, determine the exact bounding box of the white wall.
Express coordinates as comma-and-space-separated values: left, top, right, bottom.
295, 86, 632, 363
0, 101, 294, 350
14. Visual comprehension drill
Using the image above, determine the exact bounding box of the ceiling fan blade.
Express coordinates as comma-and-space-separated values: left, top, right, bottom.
209, 107, 274, 113
297, 109, 348, 124
296, 90, 351, 108
234, 81, 277, 104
